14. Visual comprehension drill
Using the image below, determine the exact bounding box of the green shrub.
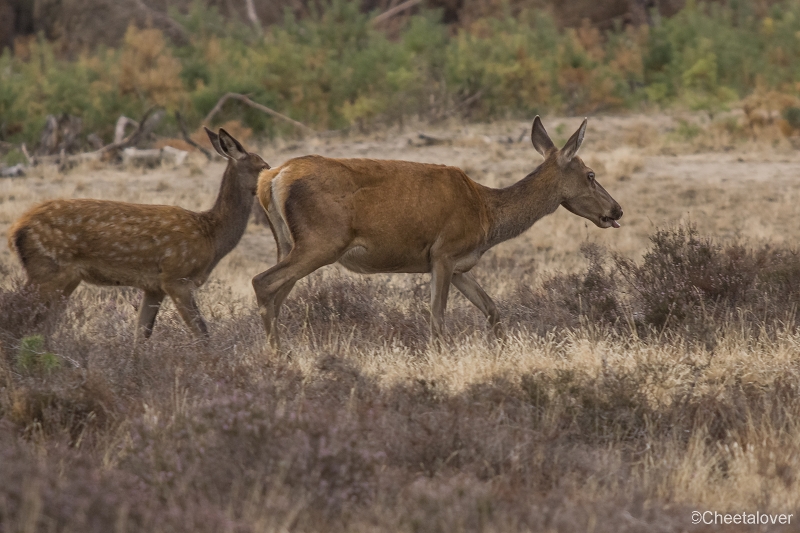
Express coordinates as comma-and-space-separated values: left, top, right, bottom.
16, 335, 60, 374
4, 0, 800, 146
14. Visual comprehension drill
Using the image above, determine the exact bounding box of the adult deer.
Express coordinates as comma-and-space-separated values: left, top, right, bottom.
253, 116, 622, 350
8, 128, 269, 341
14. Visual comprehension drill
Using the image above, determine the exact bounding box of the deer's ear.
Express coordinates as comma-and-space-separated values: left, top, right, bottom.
531, 116, 557, 157
559, 118, 587, 164
217, 128, 248, 161
205, 127, 227, 158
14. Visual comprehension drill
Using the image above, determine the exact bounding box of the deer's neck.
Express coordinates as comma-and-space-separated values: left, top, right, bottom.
201, 163, 253, 263
485, 165, 563, 247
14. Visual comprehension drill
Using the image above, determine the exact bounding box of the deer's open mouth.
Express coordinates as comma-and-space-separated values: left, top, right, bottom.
601, 216, 621, 229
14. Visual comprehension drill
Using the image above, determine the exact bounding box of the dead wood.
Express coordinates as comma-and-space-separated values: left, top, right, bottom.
0, 164, 25, 177
175, 111, 212, 160
20, 144, 33, 165
25, 107, 165, 169
244, 0, 263, 35
203, 93, 315, 135
114, 116, 139, 144
87, 133, 104, 150
371, 0, 423, 25
36, 114, 83, 156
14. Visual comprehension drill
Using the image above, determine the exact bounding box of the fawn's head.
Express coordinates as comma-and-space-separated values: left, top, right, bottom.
531, 116, 623, 229
205, 127, 270, 194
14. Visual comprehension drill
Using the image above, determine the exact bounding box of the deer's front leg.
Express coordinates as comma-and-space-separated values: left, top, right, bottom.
430, 259, 454, 341
164, 281, 208, 338
452, 272, 504, 340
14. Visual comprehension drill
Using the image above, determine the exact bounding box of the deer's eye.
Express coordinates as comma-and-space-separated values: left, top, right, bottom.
588, 172, 595, 182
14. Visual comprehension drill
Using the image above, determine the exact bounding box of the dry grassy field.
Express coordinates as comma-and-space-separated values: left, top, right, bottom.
2, 112, 800, 532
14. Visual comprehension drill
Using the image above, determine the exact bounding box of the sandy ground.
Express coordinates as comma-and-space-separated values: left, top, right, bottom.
2, 112, 800, 300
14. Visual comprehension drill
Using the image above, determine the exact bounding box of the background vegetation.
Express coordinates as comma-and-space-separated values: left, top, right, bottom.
3, 0, 800, 148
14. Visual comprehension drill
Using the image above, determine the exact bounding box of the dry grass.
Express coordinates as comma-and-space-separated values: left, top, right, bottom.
2, 113, 800, 531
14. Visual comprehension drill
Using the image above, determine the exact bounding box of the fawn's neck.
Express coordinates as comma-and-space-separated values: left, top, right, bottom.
202, 163, 253, 262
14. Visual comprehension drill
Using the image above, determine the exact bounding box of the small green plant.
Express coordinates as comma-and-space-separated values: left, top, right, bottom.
674, 119, 702, 141
16, 335, 60, 374
1, 148, 27, 166
784, 106, 800, 130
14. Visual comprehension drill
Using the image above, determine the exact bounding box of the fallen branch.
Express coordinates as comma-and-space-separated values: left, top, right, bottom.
371, 0, 423, 25
175, 111, 212, 160
98, 107, 164, 155
20, 144, 33, 166
114, 116, 139, 144
203, 93, 315, 135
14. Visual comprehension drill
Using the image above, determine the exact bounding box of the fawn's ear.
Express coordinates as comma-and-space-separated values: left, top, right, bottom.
205, 127, 226, 158
558, 118, 588, 164
531, 116, 557, 158
217, 128, 248, 161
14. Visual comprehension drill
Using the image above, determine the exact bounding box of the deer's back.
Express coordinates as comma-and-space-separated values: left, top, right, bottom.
260, 156, 491, 249
10, 199, 215, 290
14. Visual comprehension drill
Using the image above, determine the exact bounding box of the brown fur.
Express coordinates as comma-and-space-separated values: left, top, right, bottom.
8, 128, 269, 341
253, 117, 623, 351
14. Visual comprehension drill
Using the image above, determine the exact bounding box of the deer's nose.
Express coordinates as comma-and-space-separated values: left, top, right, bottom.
612, 206, 623, 220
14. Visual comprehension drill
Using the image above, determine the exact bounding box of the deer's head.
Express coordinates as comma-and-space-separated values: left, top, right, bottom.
205, 127, 270, 194
531, 116, 622, 229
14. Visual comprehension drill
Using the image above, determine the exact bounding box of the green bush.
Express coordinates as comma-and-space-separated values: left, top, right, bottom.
3, 0, 800, 147
16, 335, 61, 374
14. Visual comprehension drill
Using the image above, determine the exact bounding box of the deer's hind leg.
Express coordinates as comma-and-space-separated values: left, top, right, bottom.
14, 228, 80, 327
26, 268, 81, 331
252, 243, 340, 352
254, 182, 351, 352
253, 227, 348, 352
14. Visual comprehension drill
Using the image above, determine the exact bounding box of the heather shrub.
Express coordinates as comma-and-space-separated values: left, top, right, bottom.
284, 273, 431, 350
612, 226, 800, 342
506, 226, 800, 345
8, 369, 117, 442
509, 242, 622, 335
0, 281, 49, 357
616, 226, 761, 331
